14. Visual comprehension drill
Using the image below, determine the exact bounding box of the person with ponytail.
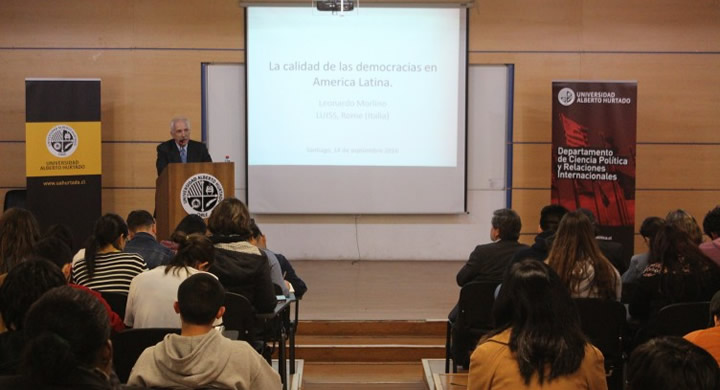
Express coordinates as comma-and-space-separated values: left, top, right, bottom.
124, 233, 215, 328
71, 214, 147, 294
0, 286, 144, 389
468, 259, 607, 389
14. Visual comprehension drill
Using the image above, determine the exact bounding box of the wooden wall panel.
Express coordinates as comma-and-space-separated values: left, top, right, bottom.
468, 0, 583, 52
0, 50, 243, 142
0, 0, 244, 49
0, 143, 26, 187
636, 145, 720, 190
102, 189, 156, 217
101, 143, 158, 188
469, 0, 720, 53
581, 0, 720, 52
511, 189, 550, 234
512, 143, 551, 189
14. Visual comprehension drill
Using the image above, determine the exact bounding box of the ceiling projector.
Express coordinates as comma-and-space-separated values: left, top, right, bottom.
316, 0, 355, 11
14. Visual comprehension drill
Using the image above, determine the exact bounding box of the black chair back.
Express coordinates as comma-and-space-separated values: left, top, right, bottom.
655, 301, 711, 337
446, 281, 499, 372
223, 292, 256, 343
3, 189, 26, 211
100, 291, 128, 319
456, 281, 498, 334
574, 298, 627, 390
111, 327, 180, 383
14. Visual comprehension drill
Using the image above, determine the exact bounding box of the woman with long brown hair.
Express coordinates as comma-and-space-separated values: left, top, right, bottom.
546, 210, 621, 300
0, 208, 40, 274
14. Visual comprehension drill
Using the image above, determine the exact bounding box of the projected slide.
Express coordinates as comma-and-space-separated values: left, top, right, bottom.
247, 7, 462, 167
246, 6, 467, 213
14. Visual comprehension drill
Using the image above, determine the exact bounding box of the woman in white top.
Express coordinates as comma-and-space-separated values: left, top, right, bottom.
546, 210, 622, 301
125, 233, 214, 328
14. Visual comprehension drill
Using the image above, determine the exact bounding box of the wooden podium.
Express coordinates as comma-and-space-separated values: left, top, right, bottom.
155, 162, 234, 241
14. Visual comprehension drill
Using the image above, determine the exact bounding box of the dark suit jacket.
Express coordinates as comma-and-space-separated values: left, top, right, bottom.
456, 239, 528, 286
597, 239, 628, 275
156, 139, 212, 175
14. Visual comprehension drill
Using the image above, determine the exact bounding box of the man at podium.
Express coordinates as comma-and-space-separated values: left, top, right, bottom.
156, 117, 212, 175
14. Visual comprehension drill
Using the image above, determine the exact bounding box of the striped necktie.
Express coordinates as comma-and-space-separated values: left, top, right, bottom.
180, 146, 187, 163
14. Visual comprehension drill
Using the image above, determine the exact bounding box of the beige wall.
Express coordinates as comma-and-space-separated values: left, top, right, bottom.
1, 0, 719, 251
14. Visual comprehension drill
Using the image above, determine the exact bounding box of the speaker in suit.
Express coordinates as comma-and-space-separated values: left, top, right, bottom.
156, 117, 213, 175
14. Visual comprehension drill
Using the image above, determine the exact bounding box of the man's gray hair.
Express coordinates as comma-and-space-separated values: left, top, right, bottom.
169, 117, 191, 133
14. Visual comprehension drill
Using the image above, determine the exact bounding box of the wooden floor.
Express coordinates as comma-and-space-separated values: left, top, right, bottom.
292, 260, 464, 321
302, 362, 427, 390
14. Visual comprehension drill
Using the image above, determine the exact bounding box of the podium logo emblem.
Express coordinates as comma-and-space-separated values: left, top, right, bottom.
558, 88, 576, 106
46, 125, 79, 158
180, 173, 225, 218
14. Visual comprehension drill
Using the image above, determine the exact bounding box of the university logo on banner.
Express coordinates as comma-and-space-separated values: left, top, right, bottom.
551, 81, 637, 260
180, 173, 225, 218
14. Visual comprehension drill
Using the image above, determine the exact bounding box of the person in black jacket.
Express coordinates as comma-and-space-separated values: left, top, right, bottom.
206, 198, 276, 314
156, 117, 212, 175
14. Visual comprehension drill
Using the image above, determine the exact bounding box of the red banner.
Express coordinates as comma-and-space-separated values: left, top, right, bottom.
551, 81, 637, 260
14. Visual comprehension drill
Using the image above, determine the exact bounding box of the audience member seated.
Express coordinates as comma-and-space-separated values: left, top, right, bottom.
510, 204, 568, 264
622, 216, 664, 284
626, 336, 720, 390
160, 214, 207, 254
684, 290, 720, 365
45, 223, 77, 254
546, 210, 621, 300
700, 206, 720, 267
456, 208, 527, 287
0, 286, 144, 390
0, 259, 67, 375
0, 207, 40, 276
248, 219, 289, 296
127, 273, 281, 389
467, 260, 607, 390
577, 208, 629, 274
125, 233, 215, 329
627, 223, 720, 321
72, 214, 147, 294
123, 210, 173, 269
33, 237, 125, 333
666, 208, 704, 245
207, 198, 276, 314
276, 251, 308, 299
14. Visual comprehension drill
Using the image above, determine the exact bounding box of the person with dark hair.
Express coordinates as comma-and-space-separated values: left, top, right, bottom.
125, 233, 216, 328
685, 290, 720, 365
700, 206, 720, 266
0, 207, 41, 274
468, 259, 607, 389
0, 259, 67, 375
248, 219, 290, 296
0, 286, 142, 389
45, 223, 76, 254
622, 216, 665, 284
33, 237, 126, 333
510, 204, 568, 264
71, 214, 147, 294
627, 336, 720, 390
207, 198, 276, 314
547, 210, 621, 300
123, 210, 174, 269
127, 273, 281, 389
628, 223, 720, 321
160, 214, 208, 253
576, 208, 629, 274
456, 208, 527, 286
248, 219, 308, 298
451, 208, 527, 368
